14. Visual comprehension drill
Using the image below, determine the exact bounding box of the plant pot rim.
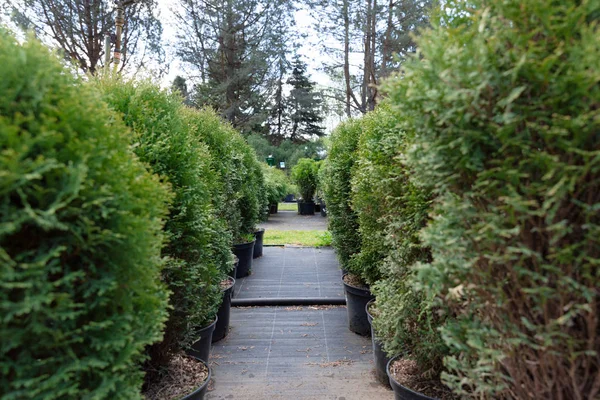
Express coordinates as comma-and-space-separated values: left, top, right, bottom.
220, 277, 235, 292
298, 199, 315, 204
254, 227, 265, 234
342, 272, 370, 292
365, 298, 375, 321
386, 354, 437, 400
233, 239, 256, 248
179, 355, 212, 400
196, 316, 218, 333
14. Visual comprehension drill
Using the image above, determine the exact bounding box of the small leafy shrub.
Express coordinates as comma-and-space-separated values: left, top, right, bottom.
386, 0, 600, 397
291, 158, 319, 202
0, 33, 171, 399
262, 164, 291, 206
97, 79, 224, 369
321, 120, 362, 271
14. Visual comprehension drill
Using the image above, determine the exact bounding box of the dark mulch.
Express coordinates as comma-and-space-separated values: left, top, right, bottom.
144, 353, 209, 400
389, 358, 457, 400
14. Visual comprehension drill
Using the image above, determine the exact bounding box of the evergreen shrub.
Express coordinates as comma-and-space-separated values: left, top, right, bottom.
97, 79, 224, 368
352, 105, 446, 375
386, 0, 600, 397
184, 109, 244, 244
321, 120, 362, 272
262, 164, 291, 206
291, 158, 319, 202
0, 33, 171, 399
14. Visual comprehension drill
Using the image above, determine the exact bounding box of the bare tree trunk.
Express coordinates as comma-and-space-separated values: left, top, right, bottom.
343, 0, 352, 118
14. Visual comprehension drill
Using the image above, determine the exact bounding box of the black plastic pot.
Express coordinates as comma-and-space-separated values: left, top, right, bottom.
233, 240, 255, 278
253, 228, 265, 259
387, 354, 436, 400
320, 200, 327, 217
314, 203, 321, 212
298, 200, 315, 215
187, 317, 217, 363
342, 273, 374, 336
270, 203, 278, 214
180, 356, 212, 400
366, 299, 391, 386
213, 277, 235, 343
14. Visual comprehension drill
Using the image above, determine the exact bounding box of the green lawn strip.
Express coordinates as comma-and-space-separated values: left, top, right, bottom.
263, 230, 332, 247
277, 202, 298, 211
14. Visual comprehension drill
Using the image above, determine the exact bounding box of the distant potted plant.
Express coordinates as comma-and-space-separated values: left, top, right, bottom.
291, 158, 319, 215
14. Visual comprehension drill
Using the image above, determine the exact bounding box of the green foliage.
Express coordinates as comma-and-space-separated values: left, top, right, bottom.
262, 164, 291, 205
96, 79, 224, 368
246, 133, 326, 170
183, 108, 244, 244
0, 33, 171, 399
349, 105, 445, 374
321, 119, 362, 271
291, 158, 319, 202
385, 0, 600, 397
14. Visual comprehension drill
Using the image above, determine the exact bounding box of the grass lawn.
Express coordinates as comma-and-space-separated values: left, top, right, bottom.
277, 202, 298, 211
263, 230, 332, 247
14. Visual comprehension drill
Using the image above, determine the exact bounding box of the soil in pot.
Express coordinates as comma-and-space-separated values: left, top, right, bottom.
342, 273, 374, 336
213, 277, 235, 343
253, 228, 265, 259
233, 240, 255, 278
387, 356, 457, 400
187, 317, 217, 363
366, 300, 391, 387
143, 353, 211, 400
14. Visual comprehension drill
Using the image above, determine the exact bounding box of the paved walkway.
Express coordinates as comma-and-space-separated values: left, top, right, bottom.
259, 210, 328, 231
207, 212, 393, 399
234, 247, 344, 299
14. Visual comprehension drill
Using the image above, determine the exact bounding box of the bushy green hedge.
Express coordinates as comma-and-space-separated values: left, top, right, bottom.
321, 120, 362, 273
291, 158, 319, 202
0, 33, 171, 399
385, 0, 600, 397
350, 104, 446, 373
97, 79, 224, 368
262, 164, 291, 205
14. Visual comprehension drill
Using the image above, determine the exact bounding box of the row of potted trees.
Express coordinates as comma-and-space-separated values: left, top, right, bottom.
322, 1, 598, 399
1, 32, 269, 400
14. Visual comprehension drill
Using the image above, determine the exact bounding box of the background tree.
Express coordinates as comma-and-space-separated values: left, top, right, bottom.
286, 56, 325, 143
175, 0, 295, 133
9, 0, 163, 74
310, 0, 434, 116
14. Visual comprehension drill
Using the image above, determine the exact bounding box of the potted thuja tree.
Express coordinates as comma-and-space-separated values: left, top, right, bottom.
292, 158, 319, 215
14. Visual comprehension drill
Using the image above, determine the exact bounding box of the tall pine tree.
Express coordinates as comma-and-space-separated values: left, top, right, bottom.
285, 56, 324, 143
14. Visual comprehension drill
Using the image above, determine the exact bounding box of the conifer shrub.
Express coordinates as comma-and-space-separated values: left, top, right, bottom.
97, 79, 224, 368
183, 108, 244, 244
237, 142, 267, 233
351, 105, 447, 375
291, 158, 319, 202
262, 164, 291, 206
386, 1, 600, 397
321, 120, 362, 272
0, 33, 171, 399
